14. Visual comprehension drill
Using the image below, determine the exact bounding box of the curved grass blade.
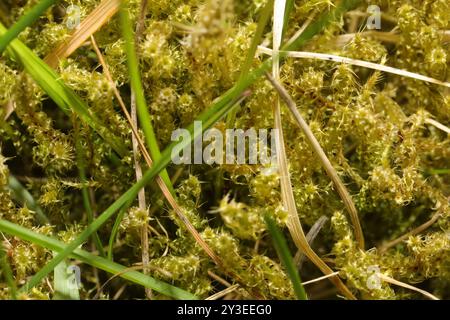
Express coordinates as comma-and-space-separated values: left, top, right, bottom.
0, 22, 127, 157
0, 0, 58, 54
265, 72, 365, 249
0, 219, 197, 300
265, 214, 307, 300
226, 0, 273, 127
271, 0, 317, 300
107, 199, 132, 261
258, 47, 450, 88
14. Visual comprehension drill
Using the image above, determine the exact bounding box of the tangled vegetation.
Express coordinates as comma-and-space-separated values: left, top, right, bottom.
0, 0, 449, 300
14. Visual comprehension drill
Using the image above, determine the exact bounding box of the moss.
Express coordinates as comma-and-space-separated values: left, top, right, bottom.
0, 0, 449, 300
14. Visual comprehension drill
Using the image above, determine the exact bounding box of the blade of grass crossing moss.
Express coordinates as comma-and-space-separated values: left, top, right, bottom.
107, 199, 133, 261
265, 215, 307, 300
107, 208, 125, 261
272, 0, 317, 298
17, 0, 362, 293
0, 241, 17, 299
0, 22, 127, 157
258, 47, 450, 88
120, 1, 174, 194
265, 72, 365, 249
239, 0, 274, 80
0, 219, 197, 300
226, 0, 273, 127
273, 0, 286, 71
0, 0, 58, 54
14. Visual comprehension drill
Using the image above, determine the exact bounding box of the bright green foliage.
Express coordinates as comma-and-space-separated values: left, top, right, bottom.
265, 214, 307, 300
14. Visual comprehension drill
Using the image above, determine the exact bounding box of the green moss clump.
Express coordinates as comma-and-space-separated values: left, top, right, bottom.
0, 0, 449, 300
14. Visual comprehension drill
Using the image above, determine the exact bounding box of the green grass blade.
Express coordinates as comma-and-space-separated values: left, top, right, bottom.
16, 0, 361, 293
0, 241, 17, 300
226, 0, 273, 127
0, 0, 58, 54
284, 0, 361, 51
265, 214, 307, 300
107, 207, 125, 261
53, 254, 80, 300
107, 199, 132, 261
282, 0, 295, 39
0, 22, 127, 157
427, 168, 450, 175
239, 0, 274, 81
120, 1, 174, 194
8, 175, 50, 225
0, 219, 197, 300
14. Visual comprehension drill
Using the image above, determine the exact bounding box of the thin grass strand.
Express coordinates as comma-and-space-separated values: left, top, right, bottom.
259, 46, 450, 88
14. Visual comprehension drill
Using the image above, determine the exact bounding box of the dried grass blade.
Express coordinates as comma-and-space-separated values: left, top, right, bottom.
266, 72, 365, 250
44, 0, 121, 68
259, 47, 450, 88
